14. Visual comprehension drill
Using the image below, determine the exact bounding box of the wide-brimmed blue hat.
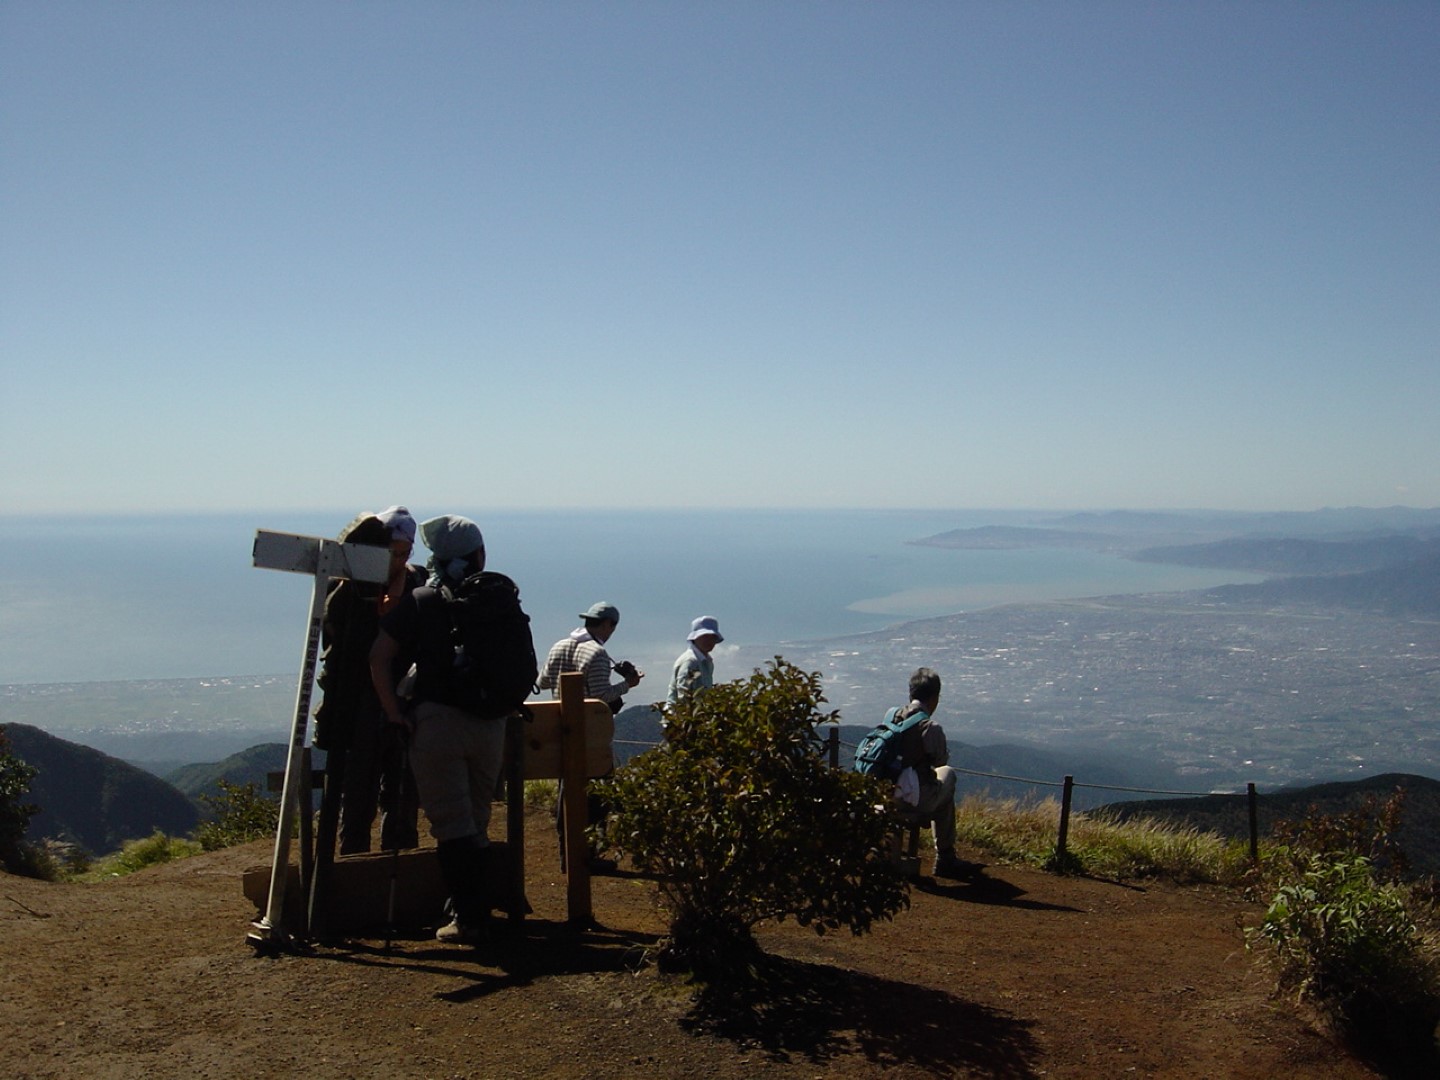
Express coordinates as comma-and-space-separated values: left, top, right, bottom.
687, 616, 723, 643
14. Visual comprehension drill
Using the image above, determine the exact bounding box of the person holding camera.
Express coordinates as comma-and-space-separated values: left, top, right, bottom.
538, 601, 643, 871
538, 601, 642, 711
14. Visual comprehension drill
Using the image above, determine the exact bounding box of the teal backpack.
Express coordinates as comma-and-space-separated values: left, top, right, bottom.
853, 706, 928, 780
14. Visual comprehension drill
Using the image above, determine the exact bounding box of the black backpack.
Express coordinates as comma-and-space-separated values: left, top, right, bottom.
853, 706, 928, 781
440, 571, 539, 720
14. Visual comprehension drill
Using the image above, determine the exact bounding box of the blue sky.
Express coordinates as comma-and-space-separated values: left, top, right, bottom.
3, 1, 1436, 515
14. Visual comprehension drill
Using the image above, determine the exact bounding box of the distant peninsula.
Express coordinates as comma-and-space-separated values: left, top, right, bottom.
912, 507, 1440, 568
908, 525, 1124, 552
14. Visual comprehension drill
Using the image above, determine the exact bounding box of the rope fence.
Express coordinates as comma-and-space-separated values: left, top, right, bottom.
823, 729, 1265, 864
610, 727, 1271, 864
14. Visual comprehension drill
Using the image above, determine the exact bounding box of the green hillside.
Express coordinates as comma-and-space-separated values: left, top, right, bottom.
4, 723, 200, 855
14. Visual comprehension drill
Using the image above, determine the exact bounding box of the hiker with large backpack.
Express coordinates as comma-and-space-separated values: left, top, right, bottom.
370, 514, 538, 945
855, 667, 966, 879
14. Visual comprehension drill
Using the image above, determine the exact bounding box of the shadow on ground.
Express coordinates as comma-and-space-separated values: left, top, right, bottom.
314, 917, 662, 1003
912, 870, 1082, 913
682, 952, 1040, 1078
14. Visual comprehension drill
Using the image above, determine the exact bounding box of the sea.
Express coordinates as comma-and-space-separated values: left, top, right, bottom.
0, 508, 1263, 689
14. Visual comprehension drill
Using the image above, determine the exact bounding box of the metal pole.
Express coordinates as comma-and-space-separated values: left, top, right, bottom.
385, 737, 409, 952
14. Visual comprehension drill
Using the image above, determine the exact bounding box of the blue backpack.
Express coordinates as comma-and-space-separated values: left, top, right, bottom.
853, 706, 928, 780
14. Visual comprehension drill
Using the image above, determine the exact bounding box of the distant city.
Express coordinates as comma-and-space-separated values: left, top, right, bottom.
752, 592, 1440, 793
6, 506, 1439, 796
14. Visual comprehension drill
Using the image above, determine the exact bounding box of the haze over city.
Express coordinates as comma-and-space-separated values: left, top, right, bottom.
3, 2, 1436, 516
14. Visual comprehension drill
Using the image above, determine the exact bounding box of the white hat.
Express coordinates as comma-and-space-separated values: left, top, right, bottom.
687, 616, 723, 643
376, 505, 417, 544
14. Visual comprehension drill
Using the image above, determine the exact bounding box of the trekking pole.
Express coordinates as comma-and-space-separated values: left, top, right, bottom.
385, 728, 410, 953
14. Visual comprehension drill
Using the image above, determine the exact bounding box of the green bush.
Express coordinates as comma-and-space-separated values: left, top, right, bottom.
599, 659, 909, 980
1248, 851, 1440, 1051
92, 830, 203, 877
194, 780, 280, 851
523, 779, 559, 815
39, 839, 90, 880
1269, 789, 1410, 883
0, 726, 42, 877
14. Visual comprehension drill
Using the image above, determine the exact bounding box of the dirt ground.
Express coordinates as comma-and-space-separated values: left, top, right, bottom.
2, 808, 1432, 1079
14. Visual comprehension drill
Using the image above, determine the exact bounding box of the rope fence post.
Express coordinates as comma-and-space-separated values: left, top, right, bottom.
1055, 774, 1075, 864
1247, 782, 1259, 863
826, 727, 839, 770
831, 734, 1264, 873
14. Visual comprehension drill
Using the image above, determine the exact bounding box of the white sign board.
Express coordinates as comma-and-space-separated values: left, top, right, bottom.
252, 530, 391, 583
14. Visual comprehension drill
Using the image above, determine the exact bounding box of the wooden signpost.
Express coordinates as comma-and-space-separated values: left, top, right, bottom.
246, 530, 390, 953
246, 534, 616, 944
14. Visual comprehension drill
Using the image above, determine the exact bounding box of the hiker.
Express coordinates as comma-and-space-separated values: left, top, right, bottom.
892, 667, 966, 879
370, 514, 514, 945
538, 601, 643, 871
314, 506, 423, 855
538, 602, 643, 711
665, 615, 723, 709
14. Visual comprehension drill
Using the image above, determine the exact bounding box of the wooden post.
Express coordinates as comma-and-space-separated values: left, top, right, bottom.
1055, 775, 1075, 865
1247, 782, 1259, 863
559, 672, 592, 924
826, 727, 839, 769
505, 713, 528, 921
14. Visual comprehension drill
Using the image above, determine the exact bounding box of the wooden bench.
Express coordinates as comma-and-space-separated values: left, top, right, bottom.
890, 808, 934, 880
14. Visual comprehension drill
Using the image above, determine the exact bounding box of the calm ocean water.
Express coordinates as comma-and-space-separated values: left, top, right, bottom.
0, 509, 1262, 686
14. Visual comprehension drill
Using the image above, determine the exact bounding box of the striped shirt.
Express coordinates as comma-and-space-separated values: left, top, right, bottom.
538, 628, 626, 705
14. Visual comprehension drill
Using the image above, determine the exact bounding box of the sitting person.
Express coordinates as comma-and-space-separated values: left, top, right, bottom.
893, 667, 967, 879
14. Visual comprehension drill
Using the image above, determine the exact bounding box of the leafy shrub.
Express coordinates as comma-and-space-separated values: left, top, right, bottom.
194, 780, 280, 851
1269, 789, 1410, 882
1248, 851, 1440, 1052
0, 726, 43, 877
599, 659, 909, 979
523, 779, 559, 815
39, 839, 91, 880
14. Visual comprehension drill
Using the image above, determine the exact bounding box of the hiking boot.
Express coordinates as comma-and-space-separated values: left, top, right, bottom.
435, 918, 489, 946
933, 853, 977, 879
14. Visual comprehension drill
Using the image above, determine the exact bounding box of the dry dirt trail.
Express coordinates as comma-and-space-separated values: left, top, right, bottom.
0, 807, 1419, 1079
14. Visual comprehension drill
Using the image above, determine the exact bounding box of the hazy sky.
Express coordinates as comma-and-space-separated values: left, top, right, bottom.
3, 2, 1436, 515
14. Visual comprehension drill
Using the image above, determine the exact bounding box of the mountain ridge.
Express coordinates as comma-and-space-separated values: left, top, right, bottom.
4, 722, 200, 855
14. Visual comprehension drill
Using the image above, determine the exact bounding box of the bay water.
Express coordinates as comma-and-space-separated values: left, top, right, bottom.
0, 508, 1261, 688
